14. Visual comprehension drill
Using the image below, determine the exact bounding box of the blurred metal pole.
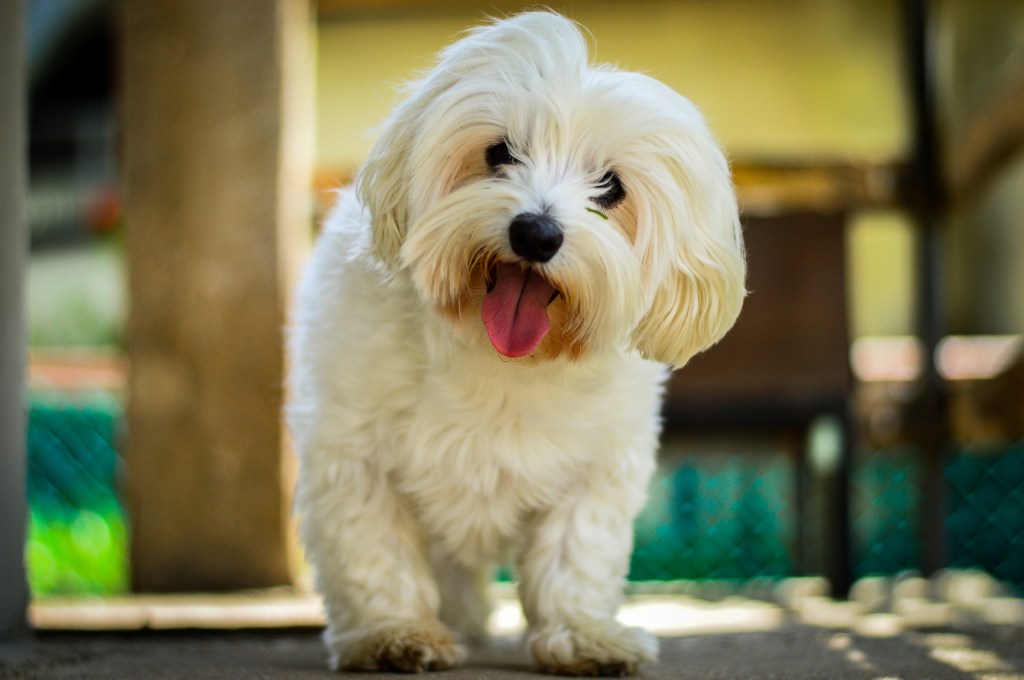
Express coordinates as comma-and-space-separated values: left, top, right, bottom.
0, 0, 29, 636
903, 0, 949, 578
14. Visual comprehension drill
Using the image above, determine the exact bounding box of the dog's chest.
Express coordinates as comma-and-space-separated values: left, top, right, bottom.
392, 366, 604, 560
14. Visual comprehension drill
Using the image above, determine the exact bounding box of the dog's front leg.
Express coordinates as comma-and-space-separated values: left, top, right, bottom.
518, 465, 658, 676
297, 455, 465, 672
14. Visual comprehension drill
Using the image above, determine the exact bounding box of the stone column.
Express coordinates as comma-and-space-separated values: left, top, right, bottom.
121, 0, 312, 590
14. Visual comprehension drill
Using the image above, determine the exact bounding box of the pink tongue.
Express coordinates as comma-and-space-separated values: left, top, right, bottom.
482, 263, 556, 357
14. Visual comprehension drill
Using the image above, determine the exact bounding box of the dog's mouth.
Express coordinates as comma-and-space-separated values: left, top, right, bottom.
481, 262, 561, 358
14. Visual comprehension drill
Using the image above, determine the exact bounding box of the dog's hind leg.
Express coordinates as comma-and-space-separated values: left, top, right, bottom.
295, 451, 466, 672
435, 553, 493, 644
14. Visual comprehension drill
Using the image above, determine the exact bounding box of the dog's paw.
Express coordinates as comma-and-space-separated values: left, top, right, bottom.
529, 622, 657, 677
329, 619, 466, 673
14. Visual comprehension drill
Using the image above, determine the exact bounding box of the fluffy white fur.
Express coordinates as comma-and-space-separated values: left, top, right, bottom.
288, 11, 745, 676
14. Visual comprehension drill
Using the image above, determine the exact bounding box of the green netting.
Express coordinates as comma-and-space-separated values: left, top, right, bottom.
946, 443, 1024, 593
24, 394, 1024, 596
852, 442, 1024, 595
631, 447, 795, 581
26, 396, 128, 595
852, 446, 922, 577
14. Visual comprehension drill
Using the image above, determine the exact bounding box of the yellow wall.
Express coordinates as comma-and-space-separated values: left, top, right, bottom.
317, 0, 908, 172
847, 211, 918, 338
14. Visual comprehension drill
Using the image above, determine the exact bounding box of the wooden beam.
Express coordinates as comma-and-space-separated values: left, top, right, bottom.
947, 65, 1024, 205
731, 161, 904, 216
121, 0, 312, 591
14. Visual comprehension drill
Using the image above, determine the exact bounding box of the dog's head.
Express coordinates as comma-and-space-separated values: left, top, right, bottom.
357, 11, 745, 367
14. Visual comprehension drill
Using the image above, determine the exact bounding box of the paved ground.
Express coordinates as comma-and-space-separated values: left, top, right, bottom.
3, 623, 1024, 680
3, 573, 1024, 679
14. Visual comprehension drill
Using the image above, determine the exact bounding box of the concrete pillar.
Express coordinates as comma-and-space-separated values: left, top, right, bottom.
0, 0, 29, 635
121, 0, 312, 591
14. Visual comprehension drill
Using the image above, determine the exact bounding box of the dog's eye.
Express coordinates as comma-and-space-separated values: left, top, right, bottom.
594, 171, 626, 209
485, 140, 520, 169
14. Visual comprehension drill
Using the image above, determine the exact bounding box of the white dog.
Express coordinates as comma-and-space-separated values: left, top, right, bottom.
288, 11, 745, 676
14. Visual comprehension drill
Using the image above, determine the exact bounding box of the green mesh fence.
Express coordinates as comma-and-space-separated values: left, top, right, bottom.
24, 393, 1024, 596
946, 442, 1024, 593
852, 446, 922, 578
26, 395, 128, 596
852, 441, 1024, 595
631, 444, 795, 581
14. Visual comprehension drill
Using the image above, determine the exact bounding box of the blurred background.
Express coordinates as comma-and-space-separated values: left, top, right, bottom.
18, 0, 1024, 603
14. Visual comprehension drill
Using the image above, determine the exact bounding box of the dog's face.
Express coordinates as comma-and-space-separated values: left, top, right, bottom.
358, 12, 745, 367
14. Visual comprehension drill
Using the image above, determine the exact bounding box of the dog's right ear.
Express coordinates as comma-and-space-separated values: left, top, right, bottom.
356, 96, 418, 267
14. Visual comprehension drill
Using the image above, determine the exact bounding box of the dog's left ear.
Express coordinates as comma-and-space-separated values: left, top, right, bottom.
630, 132, 747, 369
356, 86, 425, 266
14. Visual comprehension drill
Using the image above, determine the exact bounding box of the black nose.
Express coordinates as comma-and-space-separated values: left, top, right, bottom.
509, 212, 563, 263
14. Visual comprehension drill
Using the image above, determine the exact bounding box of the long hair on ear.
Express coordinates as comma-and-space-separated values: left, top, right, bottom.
627, 87, 747, 368
356, 84, 422, 267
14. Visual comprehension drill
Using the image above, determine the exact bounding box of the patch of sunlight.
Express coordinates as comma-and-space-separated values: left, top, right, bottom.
929, 647, 1011, 673
854, 613, 905, 637
487, 596, 785, 637
616, 597, 784, 636
487, 599, 526, 636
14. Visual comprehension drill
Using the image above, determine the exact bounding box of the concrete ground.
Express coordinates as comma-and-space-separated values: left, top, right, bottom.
3, 574, 1024, 680
3, 623, 1024, 680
